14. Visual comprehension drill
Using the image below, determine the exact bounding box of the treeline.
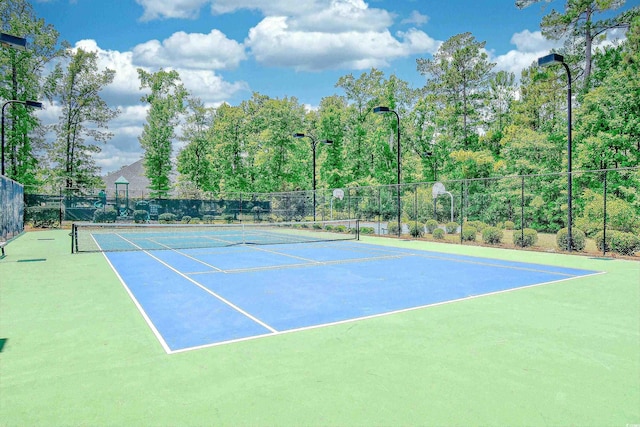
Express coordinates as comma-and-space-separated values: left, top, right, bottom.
1, 1, 639, 236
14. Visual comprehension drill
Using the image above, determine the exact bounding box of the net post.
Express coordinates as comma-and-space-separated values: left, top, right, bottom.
356, 219, 360, 241
71, 223, 76, 253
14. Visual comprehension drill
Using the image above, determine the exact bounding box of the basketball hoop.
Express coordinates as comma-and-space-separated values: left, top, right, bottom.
333, 189, 344, 200
432, 182, 446, 199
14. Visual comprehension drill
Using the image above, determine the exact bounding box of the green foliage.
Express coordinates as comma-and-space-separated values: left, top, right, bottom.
432, 228, 445, 240
93, 207, 117, 223
467, 220, 488, 233
425, 219, 439, 233
504, 221, 515, 230
445, 222, 459, 234
461, 225, 477, 241
202, 215, 215, 223
595, 230, 640, 255
360, 227, 375, 234
25, 207, 59, 228
482, 226, 503, 244
387, 222, 400, 235
158, 213, 177, 223
513, 228, 539, 247
575, 189, 640, 236
133, 210, 149, 223
409, 222, 425, 238
556, 227, 587, 251
181, 215, 192, 224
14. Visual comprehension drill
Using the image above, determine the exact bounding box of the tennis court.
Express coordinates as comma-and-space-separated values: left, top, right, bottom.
73, 220, 602, 353
2, 228, 638, 426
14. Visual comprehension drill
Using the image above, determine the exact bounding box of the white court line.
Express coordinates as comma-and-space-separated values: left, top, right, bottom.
114, 233, 279, 335
168, 270, 607, 354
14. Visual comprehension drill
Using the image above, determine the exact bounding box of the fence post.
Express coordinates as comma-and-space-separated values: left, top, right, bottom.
521, 176, 525, 248
603, 169, 608, 256
460, 180, 464, 245
414, 184, 418, 237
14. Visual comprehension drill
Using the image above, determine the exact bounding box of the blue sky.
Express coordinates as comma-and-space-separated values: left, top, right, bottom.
30, 0, 633, 173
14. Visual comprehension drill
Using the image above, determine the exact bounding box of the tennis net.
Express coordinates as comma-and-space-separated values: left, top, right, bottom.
71, 219, 359, 253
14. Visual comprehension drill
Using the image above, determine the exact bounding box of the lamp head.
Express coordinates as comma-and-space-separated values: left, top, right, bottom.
25, 100, 43, 109
373, 106, 390, 114
323, 140, 333, 145
293, 133, 305, 138
538, 53, 565, 67
0, 33, 27, 51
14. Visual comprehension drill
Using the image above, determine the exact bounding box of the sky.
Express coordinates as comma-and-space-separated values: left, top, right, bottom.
29, 0, 634, 175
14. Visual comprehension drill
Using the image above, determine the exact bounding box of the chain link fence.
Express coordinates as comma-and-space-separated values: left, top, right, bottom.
22, 167, 640, 256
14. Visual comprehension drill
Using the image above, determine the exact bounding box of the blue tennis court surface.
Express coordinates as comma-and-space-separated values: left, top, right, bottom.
104, 241, 602, 353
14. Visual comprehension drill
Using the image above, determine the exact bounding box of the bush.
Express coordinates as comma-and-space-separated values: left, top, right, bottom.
223, 215, 235, 223
325, 225, 334, 231
387, 222, 400, 235
461, 226, 477, 241
504, 221, 515, 230
513, 228, 538, 247
181, 215, 192, 224
482, 226, 503, 244
159, 213, 177, 223
360, 227, 375, 235
335, 225, 347, 233
467, 220, 488, 233
93, 207, 117, 223
25, 206, 60, 228
425, 219, 439, 233
202, 215, 215, 223
432, 228, 445, 240
133, 210, 149, 223
556, 227, 586, 251
595, 230, 640, 255
445, 221, 459, 234
409, 222, 424, 238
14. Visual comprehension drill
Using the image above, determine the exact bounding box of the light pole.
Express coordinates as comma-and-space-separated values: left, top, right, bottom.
0, 33, 27, 50
538, 53, 573, 252
293, 133, 333, 221
2, 100, 43, 176
373, 106, 401, 237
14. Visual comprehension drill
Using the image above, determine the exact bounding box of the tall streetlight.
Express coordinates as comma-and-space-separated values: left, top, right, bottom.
0, 33, 27, 50
2, 100, 43, 176
373, 106, 401, 237
538, 53, 573, 252
293, 133, 333, 221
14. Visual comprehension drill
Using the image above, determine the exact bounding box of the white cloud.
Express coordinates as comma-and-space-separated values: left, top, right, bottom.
132, 30, 246, 70
510, 29, 558, 53
246, 16, 438, 71
490, 30, 563, 77
401, 10, 429, 26
135, 0, 210, 21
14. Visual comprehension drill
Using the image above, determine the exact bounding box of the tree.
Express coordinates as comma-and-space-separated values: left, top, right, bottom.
417, 32, 495, 151
44, 48, 119, 192
516, 0, 639, 90
176, 97, 214, 194
1, 0, 62, 186
138, 68, 187, 198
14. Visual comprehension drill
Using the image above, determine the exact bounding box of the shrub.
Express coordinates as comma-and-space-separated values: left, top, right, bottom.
312, 223, 322, 230
223, 214, 235, 223
325, 225, 334, 231
445, 221, 459, 234
425, 219, 439, 233
335, 225, 347, 233
189, 217, 201, 224
595, 230, 640, 255
26, 206, 60, 227
133, 210, 149, 223
513, 228, 538, 247
504, 220, 515, 230
360, 227, 375, 235
387, 222, 400, 235
202, 215, 215, 223
432, 228, 445, 240
159, 213, 177, 223
482, 226, 503, 244
461, 226, 477, 241
181, 215, 192, 224
467, 220, 488, 233
93, 207, 117, 223
556, 227, 586, 251
410, 222, 425, 238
